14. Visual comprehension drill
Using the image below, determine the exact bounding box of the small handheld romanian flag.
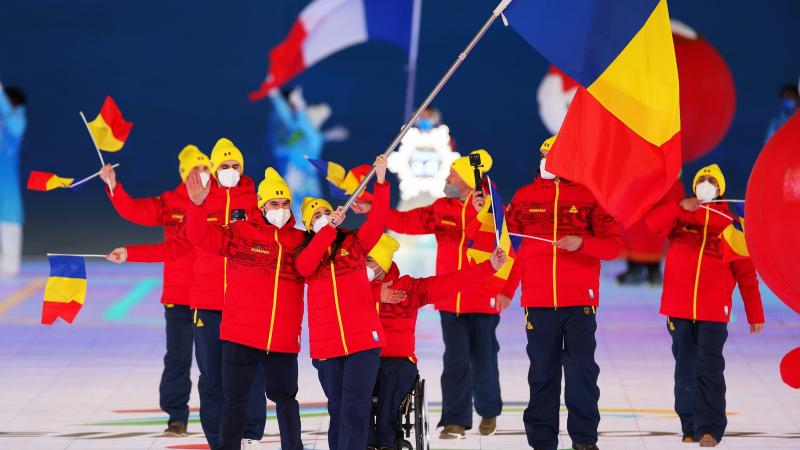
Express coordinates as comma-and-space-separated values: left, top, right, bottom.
41, 255, 87, 325
720, 203, 748, 262
86, 96, 133, 152
307, 158, 373, 201
466, 178, 518, 287
26, 171, 74, 191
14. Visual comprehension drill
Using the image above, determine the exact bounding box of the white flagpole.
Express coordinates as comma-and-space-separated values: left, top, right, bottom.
341, 0, 514, 212
705, 199, 745, 203
79, 111, 114, 197
486, 177, 501, 248
509, 232, 554, 245
699, 205, 735, 222
69, 163, 121, 189
46, 253, 107, 258
403, 0, 423, 120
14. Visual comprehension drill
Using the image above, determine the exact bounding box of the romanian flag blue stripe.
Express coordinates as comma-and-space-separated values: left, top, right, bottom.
48, 255, 86, 279
506, 0, 660, 87
306, 158, 330, 175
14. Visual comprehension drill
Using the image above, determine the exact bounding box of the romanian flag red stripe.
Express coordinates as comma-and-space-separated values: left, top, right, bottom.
87, 96, 133, 152
41, 301, 83, 325
99, 96, 133, 142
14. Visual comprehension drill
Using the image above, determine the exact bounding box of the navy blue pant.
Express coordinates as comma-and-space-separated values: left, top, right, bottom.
668, 317, 728, 442
159, 304, 194, 425
313, 348, 381, 450
438, 312, 502, 429
523, 307, 600, 450
194, 309, 266, 449
217, 342, 302, 450
370, 358, 419, 448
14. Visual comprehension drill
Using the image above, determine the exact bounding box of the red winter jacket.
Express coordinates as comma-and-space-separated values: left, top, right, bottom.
187, 204, 306, 353
646, 200, 764, 324
371, 261, 496, 363
296, 181, 390, 359
107, 182, 195, 306
386, 194, 503, 314
504, 178, 622, 308
190, 176, 260, 311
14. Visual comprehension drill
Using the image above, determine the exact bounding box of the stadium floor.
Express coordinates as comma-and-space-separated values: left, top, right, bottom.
0, 258, 798, 449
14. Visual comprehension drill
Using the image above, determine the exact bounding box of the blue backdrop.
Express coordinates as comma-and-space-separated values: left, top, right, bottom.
1, 0, 799, 255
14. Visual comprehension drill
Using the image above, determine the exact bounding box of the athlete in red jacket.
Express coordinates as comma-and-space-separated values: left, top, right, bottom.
295, 154, 389, 450
503, 136, 621, 450
102, 145, 209, 437
646, 164, 764, 447
186, 166, 305, 450
366, 149, 506, 438
365, 232, 507, 450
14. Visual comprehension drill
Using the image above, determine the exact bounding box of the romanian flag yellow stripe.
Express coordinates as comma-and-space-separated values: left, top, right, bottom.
585, 0, 680, 146
87, 114, 126, 152
46, 175, 74, 190
43, 276, 87, 305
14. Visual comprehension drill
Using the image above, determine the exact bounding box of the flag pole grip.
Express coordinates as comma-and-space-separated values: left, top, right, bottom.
70, 163, 121, 188
341, 0, 510, 212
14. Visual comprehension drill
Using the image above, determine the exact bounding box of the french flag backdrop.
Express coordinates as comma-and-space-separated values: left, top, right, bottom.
249, 0, 413, 101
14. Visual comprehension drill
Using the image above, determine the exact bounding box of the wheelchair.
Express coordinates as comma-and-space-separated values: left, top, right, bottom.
370, 376, 430, 450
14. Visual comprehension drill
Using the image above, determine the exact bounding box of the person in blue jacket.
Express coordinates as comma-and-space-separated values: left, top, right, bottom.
0, 81, 27, 277
266, 87, 324, 221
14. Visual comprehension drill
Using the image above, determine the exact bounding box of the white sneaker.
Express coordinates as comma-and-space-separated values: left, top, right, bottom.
241, 439, 260, 450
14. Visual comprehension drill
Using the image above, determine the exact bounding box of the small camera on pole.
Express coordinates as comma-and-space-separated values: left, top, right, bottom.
469, 152, 484, 193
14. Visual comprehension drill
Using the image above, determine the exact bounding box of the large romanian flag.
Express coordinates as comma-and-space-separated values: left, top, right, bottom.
307, 158, 373, 201
87, 96, 133, 152
506, 0, 681, 227
41, 255, 87, 325
26, 171, 74, 191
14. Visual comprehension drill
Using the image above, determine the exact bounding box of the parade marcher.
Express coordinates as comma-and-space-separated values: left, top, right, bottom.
646, 164, 765, 447
187, 138, 270, 449
295, 154, 390, 450
102, 146, 211, 436
504, 136, 622, 450
185, 166, 306, 450
0, 81, 27, 277
377, 149, 507, 438
366, 233, 508, 450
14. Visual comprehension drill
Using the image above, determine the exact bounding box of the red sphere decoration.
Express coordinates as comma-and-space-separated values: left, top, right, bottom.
744, 112, 800, 314
780, 347, 800, 389
673, 33, 736, 162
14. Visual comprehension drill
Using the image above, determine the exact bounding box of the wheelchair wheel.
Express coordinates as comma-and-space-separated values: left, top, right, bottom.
400, 440, 414, 450
414, 379, 430, 450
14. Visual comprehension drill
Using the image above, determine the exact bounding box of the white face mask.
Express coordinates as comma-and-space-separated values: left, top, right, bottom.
443, 183, 461, 199
695, 180, 718, 202
312, 214, 330, 233
199, 172, 211, 188
540, 158, 556, 180
217, 168, 240, 188
264, 208, 290, 228
366, 266, 379, 282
